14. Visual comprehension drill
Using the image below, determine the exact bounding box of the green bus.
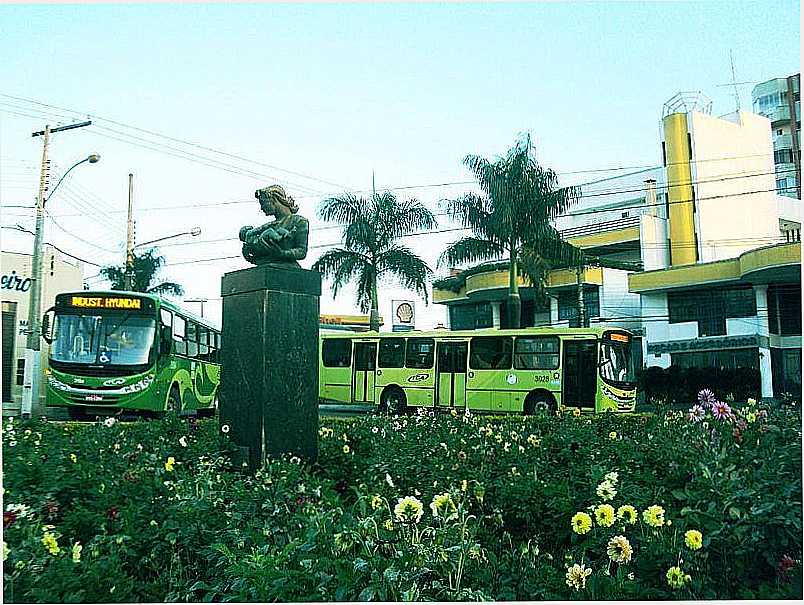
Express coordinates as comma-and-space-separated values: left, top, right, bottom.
43, 291, 221, 419
319, 327, 637, 414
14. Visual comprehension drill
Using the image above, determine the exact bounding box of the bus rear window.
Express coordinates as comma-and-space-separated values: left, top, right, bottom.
470, 336, 512, 370
322, 339, 352, 368
514, 336, 559, 369
406, 338, 434, 369
378, 338, 405, 368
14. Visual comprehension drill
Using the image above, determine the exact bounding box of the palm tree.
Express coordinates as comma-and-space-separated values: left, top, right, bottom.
312, 190, 437, 331
99, 248, 184, 296
440, 134, 586, 328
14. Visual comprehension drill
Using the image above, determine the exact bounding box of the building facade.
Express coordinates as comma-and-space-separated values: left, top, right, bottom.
432, 90, 801, 399
1, 247, 84, 413
752, 73, 801, 200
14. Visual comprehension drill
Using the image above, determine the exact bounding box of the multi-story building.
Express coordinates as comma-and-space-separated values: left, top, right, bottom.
1, 247, 84, 414
432, 91, 801, 399
752, 73, 801, 200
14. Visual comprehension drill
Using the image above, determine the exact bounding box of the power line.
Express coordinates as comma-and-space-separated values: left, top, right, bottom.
1, 225, 103, 267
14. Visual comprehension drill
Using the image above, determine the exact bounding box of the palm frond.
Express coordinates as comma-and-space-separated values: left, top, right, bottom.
377, 244, 433, 303
438, 236, 506, 268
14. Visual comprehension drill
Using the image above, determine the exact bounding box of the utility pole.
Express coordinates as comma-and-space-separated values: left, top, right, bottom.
124, 173, 135, 290
185, 298, 208, 318
21, 120, 92, 418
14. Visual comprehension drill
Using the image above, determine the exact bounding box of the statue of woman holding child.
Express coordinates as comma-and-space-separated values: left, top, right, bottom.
239, 185, 309, 267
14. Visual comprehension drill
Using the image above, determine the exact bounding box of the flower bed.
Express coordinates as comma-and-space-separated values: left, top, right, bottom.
2, 395, 802, 602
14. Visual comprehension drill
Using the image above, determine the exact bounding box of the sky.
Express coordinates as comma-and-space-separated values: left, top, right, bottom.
0, 1, 799, 330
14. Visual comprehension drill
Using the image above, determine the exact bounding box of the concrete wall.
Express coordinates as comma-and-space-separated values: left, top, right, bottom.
688, 110, 780, 262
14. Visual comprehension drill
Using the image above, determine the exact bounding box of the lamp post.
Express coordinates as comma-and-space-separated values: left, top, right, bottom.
21, 144, 100, 418
124, 228, 202, 291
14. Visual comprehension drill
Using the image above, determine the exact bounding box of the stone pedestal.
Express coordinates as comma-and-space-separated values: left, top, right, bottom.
220, 264, 321, 471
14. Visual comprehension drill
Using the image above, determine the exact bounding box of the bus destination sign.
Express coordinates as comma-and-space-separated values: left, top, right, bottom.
607, 332, 630, 343
70, 296, 143, 310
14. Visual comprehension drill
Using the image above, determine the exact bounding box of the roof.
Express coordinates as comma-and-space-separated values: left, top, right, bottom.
321, 326, 627, 339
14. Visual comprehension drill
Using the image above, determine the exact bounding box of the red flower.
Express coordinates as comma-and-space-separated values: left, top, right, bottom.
3, 510, 17, 529
106, 506, 119, 521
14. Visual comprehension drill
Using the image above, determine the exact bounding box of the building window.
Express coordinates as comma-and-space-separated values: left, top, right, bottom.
777, 129, 784, 136
558, 287, 600, 328
668, 285, 756, 337
16, 358, 25, 386
449, 303, 492, 331
768, 284, 802, 336
774, 149, 794, 164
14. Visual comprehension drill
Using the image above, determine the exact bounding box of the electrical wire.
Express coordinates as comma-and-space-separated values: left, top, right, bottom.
1, 225, 103, 267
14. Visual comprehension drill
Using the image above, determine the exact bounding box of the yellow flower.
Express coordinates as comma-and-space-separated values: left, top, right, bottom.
2, 541, 8, 562
565, 562, 593, 591
642, 505, 665, 528
594, 504, 615, 527
430, 492, 457, 520
164, 457, 175, 472
609, 431, 617, 440
666, 566, 689, 589
370, 495, 383, 510
383, 519, 394, 531
606, 535, 633, 563
746, 412, 756, 423
41, 531, 60, 555
342, 445, 351, 454
596, 480, 617, 501
394, 496, 424, 524
460, 479, 468, 492
69, 453, 77, 463
71, 542, 82, 563
684, 529, 703, 550
617, 505, 638, 525
571, 512, 593, 534
573, 408, 581, 417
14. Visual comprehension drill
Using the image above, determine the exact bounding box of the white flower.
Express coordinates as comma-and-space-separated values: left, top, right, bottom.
179, 436, 188, 448
103, 417, 116, 428
604, 471, 619, 484
221, 424, 230, 434
385, 473, 395, 488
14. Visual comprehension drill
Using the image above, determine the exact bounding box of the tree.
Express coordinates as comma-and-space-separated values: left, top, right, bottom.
312, 190, 437, 331
99, 248, 184, 296
440, 134, 585, 328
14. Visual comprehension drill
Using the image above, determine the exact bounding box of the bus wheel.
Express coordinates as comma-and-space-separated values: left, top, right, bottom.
525, 391, 555, 415
381, 387, 407, 415
165, 387, 182, 415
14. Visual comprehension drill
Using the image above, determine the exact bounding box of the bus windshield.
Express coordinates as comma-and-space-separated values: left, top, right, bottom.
599, 339, 636, 385
51, 312, 156, 366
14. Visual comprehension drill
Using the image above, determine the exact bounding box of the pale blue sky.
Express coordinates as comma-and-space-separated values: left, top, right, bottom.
0, 2, 799, 327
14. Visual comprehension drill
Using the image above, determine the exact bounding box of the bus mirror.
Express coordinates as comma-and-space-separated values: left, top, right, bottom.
160, 326, 172, 354
41, 308, 55, 344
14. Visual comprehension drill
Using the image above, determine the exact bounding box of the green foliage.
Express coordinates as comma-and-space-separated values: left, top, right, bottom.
312, 191, 436, 329
99, 248, 184, 296
3, 402, 801, 602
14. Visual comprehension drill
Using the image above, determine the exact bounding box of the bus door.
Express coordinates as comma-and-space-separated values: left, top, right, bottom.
436, 341, 468, 408
352, 342, 377, 403
562, 339, 597, 409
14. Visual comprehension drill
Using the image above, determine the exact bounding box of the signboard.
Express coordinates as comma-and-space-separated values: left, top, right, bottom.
392, 300, 415, 332
70, 296, 143, 310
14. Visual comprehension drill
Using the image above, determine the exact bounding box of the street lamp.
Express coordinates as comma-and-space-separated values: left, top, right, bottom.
124, 228, 202, 290
21, 152, 100, 418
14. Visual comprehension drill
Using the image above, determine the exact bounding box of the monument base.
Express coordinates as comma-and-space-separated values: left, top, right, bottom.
220, 264, 321, 471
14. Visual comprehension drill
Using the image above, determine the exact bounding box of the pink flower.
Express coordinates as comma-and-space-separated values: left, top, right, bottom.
698, 389, 717, 406
688, 404, 706, 422
711, 401, 733, 421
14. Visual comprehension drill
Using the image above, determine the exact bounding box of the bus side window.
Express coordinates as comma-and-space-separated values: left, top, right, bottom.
187, 322, 200, 358
378, 338, 405, 368
173, 315, 187, 356
212, 332, 221, 363
405, 338, 434, 369
198, 327, 209, 360
514, 336, 560, 370
470, 336, 513, 370
322, 339, 352, 367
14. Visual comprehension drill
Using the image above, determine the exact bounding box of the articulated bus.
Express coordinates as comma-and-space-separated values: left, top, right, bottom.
319, 327, 637, 414
44, 291, 221, 419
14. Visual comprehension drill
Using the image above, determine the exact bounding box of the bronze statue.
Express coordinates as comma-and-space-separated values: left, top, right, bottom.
239, 185, 309, 267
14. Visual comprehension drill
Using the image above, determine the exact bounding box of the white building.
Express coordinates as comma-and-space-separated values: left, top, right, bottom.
1, 247, 84, 414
